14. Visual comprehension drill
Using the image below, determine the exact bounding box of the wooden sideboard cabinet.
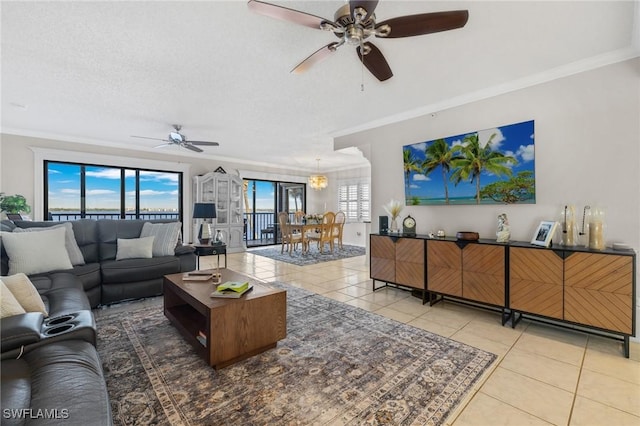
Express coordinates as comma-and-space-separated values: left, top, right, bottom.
427, 240, 505, 308
370, 235, 425, 295
509, 245, 635, 356
369, 233, 636, 357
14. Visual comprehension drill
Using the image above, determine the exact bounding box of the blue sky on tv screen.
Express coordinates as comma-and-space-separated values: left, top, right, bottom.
403, 120, 535, 203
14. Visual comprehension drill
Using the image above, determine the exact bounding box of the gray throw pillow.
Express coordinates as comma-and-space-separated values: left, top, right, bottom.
140, 222, 181, 257
14, 222, 85, 265
116, 236, 154, 261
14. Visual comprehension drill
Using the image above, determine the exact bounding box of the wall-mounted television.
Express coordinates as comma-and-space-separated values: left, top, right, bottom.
403, 119, 535, 206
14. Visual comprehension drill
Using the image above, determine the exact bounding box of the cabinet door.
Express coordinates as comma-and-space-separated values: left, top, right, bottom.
201, 175, 215, 202
395, 238, 425, 289
509, 247, 563, 319
463, 244, 505, 306
370, 235, 395, 282
427, 240, 462, 297
229, 177, 243, 226
215, 177, 229, 224
564, 252, 633, 334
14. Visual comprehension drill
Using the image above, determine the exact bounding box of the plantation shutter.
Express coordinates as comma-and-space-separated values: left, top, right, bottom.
337, 180, 370, 222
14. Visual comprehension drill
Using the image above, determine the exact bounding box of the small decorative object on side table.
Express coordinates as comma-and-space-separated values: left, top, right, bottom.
496, 213, 510, 243
402, 215, 416, 236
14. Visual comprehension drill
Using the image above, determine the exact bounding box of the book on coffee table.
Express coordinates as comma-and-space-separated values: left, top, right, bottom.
210, 283, 253, 298
182, 273, 214, 282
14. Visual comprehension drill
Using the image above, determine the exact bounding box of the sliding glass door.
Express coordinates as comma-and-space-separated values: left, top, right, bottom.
244, 179, 306, 247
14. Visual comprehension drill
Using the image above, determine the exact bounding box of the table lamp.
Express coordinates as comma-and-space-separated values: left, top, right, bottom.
193, 203, 216, 244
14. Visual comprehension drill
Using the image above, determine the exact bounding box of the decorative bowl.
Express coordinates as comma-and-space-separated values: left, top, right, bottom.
456, 231, 479, 241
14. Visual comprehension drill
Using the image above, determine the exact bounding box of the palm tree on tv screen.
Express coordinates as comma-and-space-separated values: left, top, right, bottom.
450, 133, 516, 204
422, 139, 457, 205
403, 148, 421, 201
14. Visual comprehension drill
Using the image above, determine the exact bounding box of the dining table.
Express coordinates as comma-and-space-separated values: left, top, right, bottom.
286, 222, 326, 254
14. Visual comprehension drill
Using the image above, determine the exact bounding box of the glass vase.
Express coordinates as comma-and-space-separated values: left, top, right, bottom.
390, 218, 399, 233
559, 205, 577, 246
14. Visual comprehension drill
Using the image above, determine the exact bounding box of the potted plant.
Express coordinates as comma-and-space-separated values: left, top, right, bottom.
0, 193, 31, 216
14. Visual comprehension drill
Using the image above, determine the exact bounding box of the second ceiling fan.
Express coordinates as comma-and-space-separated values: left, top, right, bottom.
248, 0, 469, 81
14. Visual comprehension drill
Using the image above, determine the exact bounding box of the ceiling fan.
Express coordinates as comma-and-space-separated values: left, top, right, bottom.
247, 0, 469, 81
131, 125, 219, 153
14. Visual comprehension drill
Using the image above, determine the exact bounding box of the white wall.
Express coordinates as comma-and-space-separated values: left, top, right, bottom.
0, 134, 313, 243
336, 58, 640, 341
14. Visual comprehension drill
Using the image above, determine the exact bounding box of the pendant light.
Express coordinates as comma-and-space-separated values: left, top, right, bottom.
308, 158, 328, 190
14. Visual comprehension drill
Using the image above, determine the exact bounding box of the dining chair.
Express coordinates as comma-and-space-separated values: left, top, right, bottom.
305, 211, 336, 253
278, 212, 302, 255
333, 210, 346, 250
294, 210, 305, 224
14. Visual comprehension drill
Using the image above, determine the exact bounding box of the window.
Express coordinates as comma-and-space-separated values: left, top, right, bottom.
338, 180, 370, 222
45, 161, 182, 221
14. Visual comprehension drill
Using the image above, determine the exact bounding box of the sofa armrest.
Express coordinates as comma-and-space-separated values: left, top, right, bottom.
174, 245, 195, 256
1, 312, 44, 353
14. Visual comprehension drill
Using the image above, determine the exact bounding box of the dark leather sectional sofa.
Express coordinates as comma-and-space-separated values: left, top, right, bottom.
1, 219, 197, 425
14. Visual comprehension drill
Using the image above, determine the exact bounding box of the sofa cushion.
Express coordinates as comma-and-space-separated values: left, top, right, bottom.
1, 273, 48, 316
1, 340, 112, 426
1, 227, 73, 275
0, 281, 26, 318
13, 222, 85, 266
101, 256, 180, 284
97, 219, 147, 261
140, 221, 181, 256
116, 236, 154, 260
29, 273, 90, 316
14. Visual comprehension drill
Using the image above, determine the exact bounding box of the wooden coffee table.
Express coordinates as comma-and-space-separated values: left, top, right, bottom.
163, 269, 286, 369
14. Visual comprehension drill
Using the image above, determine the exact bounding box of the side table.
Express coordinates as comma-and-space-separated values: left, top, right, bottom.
192, 244, 227, 270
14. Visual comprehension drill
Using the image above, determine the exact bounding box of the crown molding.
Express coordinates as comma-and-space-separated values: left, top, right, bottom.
330, 47, 640, 140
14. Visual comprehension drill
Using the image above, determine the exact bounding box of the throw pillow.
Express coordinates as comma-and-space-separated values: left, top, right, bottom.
116, 236, 154, 260
1, 273, 48, 316
14, 222, 85, 265
0, 281, 27, 318
1, 227, 73, 275
140, 222, 181, 257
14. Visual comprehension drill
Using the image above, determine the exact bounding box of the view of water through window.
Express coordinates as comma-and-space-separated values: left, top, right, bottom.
46, 161, 181, 220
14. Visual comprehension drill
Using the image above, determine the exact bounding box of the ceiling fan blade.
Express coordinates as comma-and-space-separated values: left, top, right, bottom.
189, 141, 220, 146
350, 0, 379, 19
248, 0, 329, 30
132, 135, 168, 142
183, 144, 203, 153
356, 42, 393, 81
291, 42, 340, 74
153, 143, 173, 149
376, 10, 469, 38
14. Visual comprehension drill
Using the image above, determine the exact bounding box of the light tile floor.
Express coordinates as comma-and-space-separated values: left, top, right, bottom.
183, 252, 640, 425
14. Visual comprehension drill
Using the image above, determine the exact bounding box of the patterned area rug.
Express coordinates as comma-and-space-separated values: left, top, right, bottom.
251, 244, 366, 265
97, 283, 496, 425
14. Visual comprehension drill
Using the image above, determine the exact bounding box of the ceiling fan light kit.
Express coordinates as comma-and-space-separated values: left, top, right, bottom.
248, 0, 469, 82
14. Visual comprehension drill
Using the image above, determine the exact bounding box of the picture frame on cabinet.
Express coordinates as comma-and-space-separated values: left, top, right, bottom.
531, 220, 558, 247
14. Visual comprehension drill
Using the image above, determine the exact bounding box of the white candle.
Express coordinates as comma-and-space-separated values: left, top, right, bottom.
589, 221, 604, 250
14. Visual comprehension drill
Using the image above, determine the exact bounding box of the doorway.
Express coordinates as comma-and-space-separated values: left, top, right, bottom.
244, 179, 306, 247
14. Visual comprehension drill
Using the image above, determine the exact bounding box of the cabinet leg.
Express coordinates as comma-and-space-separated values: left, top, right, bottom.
501, 309, 512, 326
428, 293, 442, 307
511, 311, 522, 329
624, 336, 630, 358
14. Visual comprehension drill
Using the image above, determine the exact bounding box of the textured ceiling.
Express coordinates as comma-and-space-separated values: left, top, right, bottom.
1, 1, 638, 172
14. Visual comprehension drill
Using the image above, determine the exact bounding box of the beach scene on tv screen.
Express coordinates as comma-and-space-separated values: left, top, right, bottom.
403, 119, 535, 206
